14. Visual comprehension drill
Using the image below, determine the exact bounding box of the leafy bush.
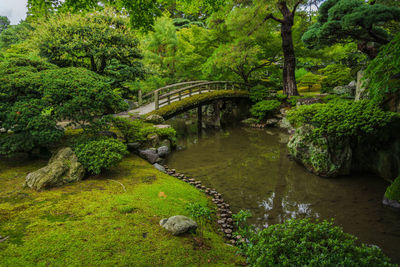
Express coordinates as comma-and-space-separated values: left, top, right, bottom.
185, 203, 213, 237
242, 219, 393, 266
250, 100, 281, 121
385, 176, 400, 202
298, 72, 322, 92
74, 137, 128, 175
287, 96, 300, 106
319, 64, 352, 93
113, 117, 177, 145
365, 33, 400, 102
287, 100, 396, 140
276, 93, 288, 101
250, 85, 270, 102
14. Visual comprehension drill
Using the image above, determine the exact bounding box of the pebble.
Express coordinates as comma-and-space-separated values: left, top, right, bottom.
226, 218, 233, 223
230, 240, 236, 245
226, 234, 232, 238
224, 229, 232, 234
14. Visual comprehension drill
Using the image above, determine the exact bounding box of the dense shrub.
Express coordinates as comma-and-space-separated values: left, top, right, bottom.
287, 100, 395, 140
242, 219, 393, 266
319, 64, 352, 93
250, 100, 281, 121
297, 72, 322, 92
0, 55, 128, 156
113, 117, 177, 145
74, 137, 128, 175
385, 176, 400, 202
250, 85, 270, 103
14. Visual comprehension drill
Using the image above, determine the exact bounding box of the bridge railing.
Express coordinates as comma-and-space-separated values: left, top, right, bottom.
140, 81, 249, 110
138, 81, 207, 106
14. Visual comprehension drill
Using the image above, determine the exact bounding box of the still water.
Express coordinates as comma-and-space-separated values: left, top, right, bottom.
166, 120, 400, 263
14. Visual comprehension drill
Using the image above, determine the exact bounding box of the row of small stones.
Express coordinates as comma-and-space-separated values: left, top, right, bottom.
163, 165, 243, 245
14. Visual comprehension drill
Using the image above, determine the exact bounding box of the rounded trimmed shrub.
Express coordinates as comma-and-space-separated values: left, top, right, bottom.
245, 219, 393, 266
250, 100, 281, 121
74, 137, 128, 175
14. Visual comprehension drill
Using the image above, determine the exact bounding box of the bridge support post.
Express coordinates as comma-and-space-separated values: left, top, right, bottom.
197, 105, 202, 135
155, 91, 159, 110
138, 90, 142, 106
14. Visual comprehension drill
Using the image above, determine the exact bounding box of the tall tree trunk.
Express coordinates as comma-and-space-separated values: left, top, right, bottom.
280, 13, 299, 96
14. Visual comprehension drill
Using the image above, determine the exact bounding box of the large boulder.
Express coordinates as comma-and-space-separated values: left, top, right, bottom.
157, 146, 170, 158
287, 126, 352, 177
159, 215, 197, 235
139, 149, 160, 164
333, 85, 354, 96
24, 147, 85, 191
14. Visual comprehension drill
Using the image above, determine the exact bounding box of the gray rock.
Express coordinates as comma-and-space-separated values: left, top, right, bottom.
157, 146, 170, 157
382, 197, 400, 210
265, 118, 279, 126
145, 114, 165, 124
127, 142, 141, 152
348, 80, 357, 88
333, 85, 355, 96
139, 149, 160, 164
160, 139, 172, 151
24, 147, 85, 191
278, 117, 294, 134
241, 118, 259, 125
153, 163, 166, 173
159, 215, 197, 235
147, 133, 160, 148
356, 70, 370, 101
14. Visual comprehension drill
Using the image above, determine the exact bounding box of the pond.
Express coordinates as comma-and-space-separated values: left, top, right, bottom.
166, 119, 400, 263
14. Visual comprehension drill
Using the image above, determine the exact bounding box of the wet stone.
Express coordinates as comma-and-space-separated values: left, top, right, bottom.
224, 229, 232, 234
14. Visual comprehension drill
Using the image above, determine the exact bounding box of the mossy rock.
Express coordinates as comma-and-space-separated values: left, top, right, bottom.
287, 125, 352, 177
383, 177, 400, 209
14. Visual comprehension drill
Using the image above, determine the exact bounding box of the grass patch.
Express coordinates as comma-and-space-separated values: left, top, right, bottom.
0, 155, 243, 266
150, 90, 249, 119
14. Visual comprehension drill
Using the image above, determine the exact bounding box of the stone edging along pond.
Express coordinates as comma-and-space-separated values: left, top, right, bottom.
160, 164, 240, 245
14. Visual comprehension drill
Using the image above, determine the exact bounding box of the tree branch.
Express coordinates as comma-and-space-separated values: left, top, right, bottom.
248, 14, 283, 37
292, 0, 304, 16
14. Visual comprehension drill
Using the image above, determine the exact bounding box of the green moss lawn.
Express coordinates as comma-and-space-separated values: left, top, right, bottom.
0, 155, 243, 266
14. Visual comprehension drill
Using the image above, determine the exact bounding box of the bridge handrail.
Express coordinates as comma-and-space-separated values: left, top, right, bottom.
138, 80, 249, 109
158, 81, 245, 99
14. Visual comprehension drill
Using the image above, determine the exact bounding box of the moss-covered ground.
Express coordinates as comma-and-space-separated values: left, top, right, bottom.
0, 154, 243, 266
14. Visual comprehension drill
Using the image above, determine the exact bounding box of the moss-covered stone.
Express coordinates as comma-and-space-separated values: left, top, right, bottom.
385, 177, 400, 202
287, 125, 352, 177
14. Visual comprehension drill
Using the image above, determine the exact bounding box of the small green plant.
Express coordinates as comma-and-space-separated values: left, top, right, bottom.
185, 203, 213, 237
232, 210, 255, 250
74, 137, 128, 174
286, 96, 300, 106
276, 93, 288, 101
250, 100, 281, 121
250, 85, 270, 103
385, 176, 400, 202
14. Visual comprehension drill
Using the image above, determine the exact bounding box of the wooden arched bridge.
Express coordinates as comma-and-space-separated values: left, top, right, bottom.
131, 80, 250, 117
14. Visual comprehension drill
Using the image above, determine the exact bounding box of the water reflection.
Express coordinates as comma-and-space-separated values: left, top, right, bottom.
166, 120, 400, 263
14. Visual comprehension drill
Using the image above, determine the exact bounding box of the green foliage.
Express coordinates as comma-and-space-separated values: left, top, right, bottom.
319, 64, 352, 93
302, 0, 400, 56
276, 94, 288, 102
250, 85, 270, 103
112, 117, 177, 145
287, 96, 301, 106
0, 55, 127, 156
31, 8, 143, 97
298, 72, 322, 92
185, 203, 213, 236
365, 33, 400, 101
74, 137, 128, 175
385, 176, 400, 202
287, 100, 395, 140
0, 21, 34, 49
250, 100, 281, 121
243, 218, 394, 266
0, 16, 10, 34
295, 68, 308, 80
